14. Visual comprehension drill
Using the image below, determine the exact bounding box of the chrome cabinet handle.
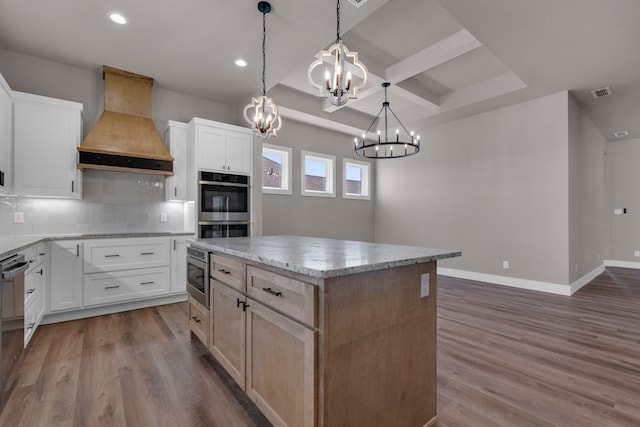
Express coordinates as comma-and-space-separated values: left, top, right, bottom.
174, 187, 177, 197
262, 287, 282, 297
71, 180, 75, 193
105, 254, 121, 258
104, 285, 120, 290
76, 244, 80, 257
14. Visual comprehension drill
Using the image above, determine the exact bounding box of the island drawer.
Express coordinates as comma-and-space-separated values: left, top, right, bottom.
247, 266, 317, 328
189, 295, 209, 346
211, 254, 246, 292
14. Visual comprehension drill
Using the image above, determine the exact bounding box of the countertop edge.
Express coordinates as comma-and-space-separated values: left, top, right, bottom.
0, 232, 195, 260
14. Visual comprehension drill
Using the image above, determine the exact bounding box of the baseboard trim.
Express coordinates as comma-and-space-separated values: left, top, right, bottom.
570, 265, 605, 294
604, 259, 640, 269
438, 268, 572, 295
41, 292, 188, 325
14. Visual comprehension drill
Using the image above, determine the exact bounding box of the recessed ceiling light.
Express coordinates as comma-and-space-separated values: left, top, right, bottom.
109, 13, 127, 25
614, 131, 629, 138
235, 59, 247, 67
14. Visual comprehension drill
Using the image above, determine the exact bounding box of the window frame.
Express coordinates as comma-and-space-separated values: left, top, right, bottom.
343, 158, 371, 200
301, 150, 336, 198
262, 143, 292, 195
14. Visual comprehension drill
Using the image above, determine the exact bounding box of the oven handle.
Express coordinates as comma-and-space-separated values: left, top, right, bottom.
187, 255, 207, 271
2, 261, 29, 279
198, 180, 249, 188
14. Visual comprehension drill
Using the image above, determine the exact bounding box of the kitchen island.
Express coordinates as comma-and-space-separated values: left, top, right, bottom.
189, 235, 461, 427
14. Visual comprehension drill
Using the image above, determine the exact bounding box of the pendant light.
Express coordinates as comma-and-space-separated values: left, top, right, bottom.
307, 0, 367, 107
243, 1, 282, 140
354, 82, 420, 159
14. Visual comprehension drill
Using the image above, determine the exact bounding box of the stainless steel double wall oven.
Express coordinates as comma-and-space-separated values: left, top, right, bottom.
198, 171, 250, 239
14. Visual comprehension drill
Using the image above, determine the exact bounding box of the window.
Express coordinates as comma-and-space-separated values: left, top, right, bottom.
301, 151, 336, 197
343, 158, 371, 200
262, 144, 292, 195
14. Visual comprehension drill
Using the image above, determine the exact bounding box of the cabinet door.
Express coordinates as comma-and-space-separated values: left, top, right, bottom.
196, 125, 226, 172
164, 122, 188, 201
170, 237, 188, 293
0, 72, 12, 195
1, 281, 14, 319
246, 299, 316, 427
226, 130, 252, 175
210, 280, 246, 389
13, 93, 82, 198
49, 240, 83, 312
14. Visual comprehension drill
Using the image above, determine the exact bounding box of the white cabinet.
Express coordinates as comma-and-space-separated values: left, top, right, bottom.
24, 243, 47, 346
13, 91, 83, 198
83, 238, 170, 273
49, 240, 83, 312
187, 118, 253, 175
170, 236, 189, 293
163, 121, 188, 201
0, 72, 12, 195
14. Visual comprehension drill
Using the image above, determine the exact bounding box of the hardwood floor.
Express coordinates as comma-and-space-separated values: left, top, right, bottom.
1, 267, 639, 426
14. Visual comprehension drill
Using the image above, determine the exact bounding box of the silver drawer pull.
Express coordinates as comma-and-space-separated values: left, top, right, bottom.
263, 287, 283, 297
140, 281, 155, 285
191, 316, 201, 324
26, 288, 36, 294
218, 268, 231, 275
140, 252, 155, 255
105, 254, 121, 258
104, 285, 120, 290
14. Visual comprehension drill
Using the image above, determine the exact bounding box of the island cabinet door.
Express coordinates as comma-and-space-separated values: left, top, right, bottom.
246, 299, 316, 427
209, 280, 246, 389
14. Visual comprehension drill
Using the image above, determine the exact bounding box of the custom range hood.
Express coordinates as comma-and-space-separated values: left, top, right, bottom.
78, 66, 173, 175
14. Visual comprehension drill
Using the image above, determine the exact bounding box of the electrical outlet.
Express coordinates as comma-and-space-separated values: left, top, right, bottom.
420, 273, 430, 298
13, 212, 24, 223
634, 251, 640, 257
160, 213, 167, 223
502, 260, 509, 270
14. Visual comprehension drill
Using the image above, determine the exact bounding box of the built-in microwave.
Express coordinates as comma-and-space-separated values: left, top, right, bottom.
198, 171, 249, 222
199, 222, 249, 239
186, 246, 208, 308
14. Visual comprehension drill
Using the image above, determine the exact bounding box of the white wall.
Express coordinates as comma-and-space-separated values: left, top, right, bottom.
375, 92, 571, 286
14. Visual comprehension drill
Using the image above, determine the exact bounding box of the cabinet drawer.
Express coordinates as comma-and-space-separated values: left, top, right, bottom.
24, 296, 38, 347
84, 238, 170, 273
23, 245, 38, 274
189, 295, 209, 346
84, 267, 170, 306
247, 266, 317, 328
211, 254, 246, 292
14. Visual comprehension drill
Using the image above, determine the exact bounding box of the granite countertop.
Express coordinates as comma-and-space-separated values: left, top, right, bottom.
0, 231, 194, 261
189, 235, 461, 279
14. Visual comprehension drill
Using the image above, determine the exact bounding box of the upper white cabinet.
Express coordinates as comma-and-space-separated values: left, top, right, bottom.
0, 72, 12, 194
13, 91, 83, 198
187, 118, 252, 175
163, 120, 188, 202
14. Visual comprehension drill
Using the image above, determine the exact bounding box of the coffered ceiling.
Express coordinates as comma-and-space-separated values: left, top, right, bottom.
0, 0, 639, 142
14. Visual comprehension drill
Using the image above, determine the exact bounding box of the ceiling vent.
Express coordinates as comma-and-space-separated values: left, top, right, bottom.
614, 131, 629, 138
347, 0, 369, 7
590, 86, 612, 99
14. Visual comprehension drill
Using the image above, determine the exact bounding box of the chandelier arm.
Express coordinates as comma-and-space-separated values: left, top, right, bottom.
363, 105, 386, 137
388, 108, 413, 136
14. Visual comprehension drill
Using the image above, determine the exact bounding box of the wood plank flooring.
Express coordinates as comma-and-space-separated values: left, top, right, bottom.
1, 267, 639, 426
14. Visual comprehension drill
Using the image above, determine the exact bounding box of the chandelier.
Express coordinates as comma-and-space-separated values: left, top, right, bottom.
354, 82, 420, 159
307, 0, 367, 107
243, 1, 282, 140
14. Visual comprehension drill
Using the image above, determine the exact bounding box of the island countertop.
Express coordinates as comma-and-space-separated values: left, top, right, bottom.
189, 235, 461, 279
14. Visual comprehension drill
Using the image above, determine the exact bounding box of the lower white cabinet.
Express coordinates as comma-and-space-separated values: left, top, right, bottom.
84, 267, 169, 306
24, 254, 46, 346
49, 240, 83, 312
171, 236, 189, 293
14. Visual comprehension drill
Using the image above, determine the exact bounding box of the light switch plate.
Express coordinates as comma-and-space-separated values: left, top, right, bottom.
160, 213, 167, 223
14, 212, 24, 223
420, 273, 430, 298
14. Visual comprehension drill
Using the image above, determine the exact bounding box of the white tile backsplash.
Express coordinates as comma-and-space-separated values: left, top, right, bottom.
0, 170, 185, 236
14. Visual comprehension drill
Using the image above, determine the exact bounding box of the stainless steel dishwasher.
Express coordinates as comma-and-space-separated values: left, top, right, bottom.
0, 253, 29, 407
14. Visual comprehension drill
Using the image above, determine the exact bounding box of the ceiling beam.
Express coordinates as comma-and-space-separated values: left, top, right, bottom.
386, 29, 482, 84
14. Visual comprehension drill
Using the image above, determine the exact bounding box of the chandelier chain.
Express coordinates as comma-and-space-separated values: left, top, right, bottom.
262, 8, 267, 96
336, 0, 341, 43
